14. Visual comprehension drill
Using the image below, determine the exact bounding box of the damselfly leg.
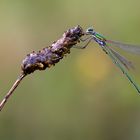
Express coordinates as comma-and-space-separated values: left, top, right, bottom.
74, 36, 94, 49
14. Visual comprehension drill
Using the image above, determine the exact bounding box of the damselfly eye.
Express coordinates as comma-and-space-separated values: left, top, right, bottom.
86, 27, 94, 33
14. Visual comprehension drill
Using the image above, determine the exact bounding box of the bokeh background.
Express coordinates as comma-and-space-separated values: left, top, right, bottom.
0, 0, 140, 140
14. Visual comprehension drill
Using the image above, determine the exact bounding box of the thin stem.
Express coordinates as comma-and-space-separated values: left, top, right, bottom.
0, 73, 26, 111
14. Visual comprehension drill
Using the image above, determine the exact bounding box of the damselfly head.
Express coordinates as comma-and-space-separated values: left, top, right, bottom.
86, 27, 95, 35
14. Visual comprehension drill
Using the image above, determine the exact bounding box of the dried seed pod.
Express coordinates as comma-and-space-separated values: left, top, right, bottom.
0, 25, 85, 111
21, 25, 84, 75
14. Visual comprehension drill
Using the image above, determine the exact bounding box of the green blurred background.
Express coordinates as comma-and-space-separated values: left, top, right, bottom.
0, 0, 140, 140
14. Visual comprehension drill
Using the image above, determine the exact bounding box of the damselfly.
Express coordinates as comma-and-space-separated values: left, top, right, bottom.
81, 27, 140, 93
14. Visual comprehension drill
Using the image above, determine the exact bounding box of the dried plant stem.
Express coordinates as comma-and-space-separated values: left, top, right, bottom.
0, 73, 26, 111
0, 25, 84, 111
